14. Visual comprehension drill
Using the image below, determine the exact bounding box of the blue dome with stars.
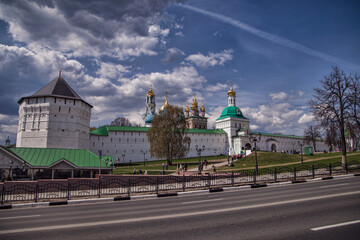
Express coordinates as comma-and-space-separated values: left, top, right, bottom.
145, 112, 155, 124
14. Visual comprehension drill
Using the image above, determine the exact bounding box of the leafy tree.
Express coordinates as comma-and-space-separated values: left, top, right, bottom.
304, 125, 321, 152
309, 66, 353, 168
147, 104, 191, 165
110, 117, 131, 126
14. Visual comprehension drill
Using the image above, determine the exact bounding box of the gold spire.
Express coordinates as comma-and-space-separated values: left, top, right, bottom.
185, 104, 190, 112
191, 93, 198, 110
201, 101, 205, 112
159, 91, 169, 111
147, 84, 155, 96
227, 81, 236, 96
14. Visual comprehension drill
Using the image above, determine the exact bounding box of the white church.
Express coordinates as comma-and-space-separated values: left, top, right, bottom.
0, 72, 328, 179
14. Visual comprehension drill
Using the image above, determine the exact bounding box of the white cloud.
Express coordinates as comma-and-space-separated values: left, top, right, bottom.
269, 91, 288, 101
205, 83, 228, 92
298, 90, 305, 97
0, 1, 176, 60
162, 47, 185, 63
96, 62, 130, 79
298, 113, 314, 124
183, 49, 233, 68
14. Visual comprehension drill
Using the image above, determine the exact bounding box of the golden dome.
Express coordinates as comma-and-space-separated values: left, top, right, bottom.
159, 97, 169, 112
191, 97, 198, 110
185, 105, 190, 112
147, 87, 155, 96
227, 87, 236, 96
201, 104, 205, 112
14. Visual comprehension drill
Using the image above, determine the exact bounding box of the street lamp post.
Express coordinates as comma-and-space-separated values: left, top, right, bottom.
195, 145, 205, 172
9, 160, 13, 180
98, 150, 102, 176
141, 150, 148, 166
105, 157, 109, 174
249, 133, 261, 174
298, 141, 304, 164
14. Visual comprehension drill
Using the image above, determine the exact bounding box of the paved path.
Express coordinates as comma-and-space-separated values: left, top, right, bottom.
172, 157, 235, 176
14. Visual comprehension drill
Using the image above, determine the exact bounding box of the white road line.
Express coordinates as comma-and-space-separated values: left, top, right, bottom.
311, 220, 360, 231
319, 183, 349, 189
182, 198, 223, 204
0, 215, 41, 220
0, 190, 359, 235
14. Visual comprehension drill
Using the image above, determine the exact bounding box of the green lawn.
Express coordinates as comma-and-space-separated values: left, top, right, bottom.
111, 151, 360, 175
218, 151, 360, 172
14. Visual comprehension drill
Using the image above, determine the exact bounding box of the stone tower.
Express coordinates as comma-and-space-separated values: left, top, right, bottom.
16, 71, 93, 149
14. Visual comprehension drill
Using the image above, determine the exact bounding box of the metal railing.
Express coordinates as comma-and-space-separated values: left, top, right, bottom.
1, 160, 359, 204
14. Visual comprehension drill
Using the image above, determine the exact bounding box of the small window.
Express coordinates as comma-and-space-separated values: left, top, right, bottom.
54, 97, 57, 103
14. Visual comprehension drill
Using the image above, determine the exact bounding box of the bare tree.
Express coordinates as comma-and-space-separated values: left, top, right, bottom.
304, 125, 321, 152
309, 66, 352, 168
147, 104, 191, 165
110, 117, 131, 126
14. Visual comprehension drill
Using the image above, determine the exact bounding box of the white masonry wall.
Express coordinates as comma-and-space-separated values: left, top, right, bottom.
16, 96, 91, 149
89, 130, 227, 163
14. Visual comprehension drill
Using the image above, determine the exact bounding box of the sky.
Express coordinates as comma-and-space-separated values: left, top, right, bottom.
0, 0, 360, 144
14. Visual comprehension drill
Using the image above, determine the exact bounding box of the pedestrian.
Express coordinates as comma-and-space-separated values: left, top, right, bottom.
166, 162, 169, 170
132, 169, 136, 175
139, 169, 142, 175
204, 159, 208, 167
144, 170, 148, 175
184, 163, 188, 171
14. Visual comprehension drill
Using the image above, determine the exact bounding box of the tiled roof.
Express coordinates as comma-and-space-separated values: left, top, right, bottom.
90, 125, 226, 136
18, 76, 93, 107
9, 148, 112, 168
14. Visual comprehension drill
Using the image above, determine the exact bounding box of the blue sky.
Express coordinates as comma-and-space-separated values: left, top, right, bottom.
0, 0, 359, 144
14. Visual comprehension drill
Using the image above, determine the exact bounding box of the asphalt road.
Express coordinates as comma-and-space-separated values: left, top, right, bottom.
0, 176, 359, 240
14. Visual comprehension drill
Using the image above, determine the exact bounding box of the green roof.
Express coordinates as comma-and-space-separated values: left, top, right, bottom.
216, 106, 248, 120
9, 148, 112, 168
91, 125, 226, 136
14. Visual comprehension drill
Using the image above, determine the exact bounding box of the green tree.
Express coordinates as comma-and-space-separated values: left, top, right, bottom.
147, 104, 191, 165
309, 66, 353, 168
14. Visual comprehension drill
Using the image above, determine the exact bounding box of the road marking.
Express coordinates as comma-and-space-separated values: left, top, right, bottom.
0, 215, 41, 220
0, 190, 359, 235
319, 183, 349, 189
182, 198, 223, 204
311, 220, 360, 231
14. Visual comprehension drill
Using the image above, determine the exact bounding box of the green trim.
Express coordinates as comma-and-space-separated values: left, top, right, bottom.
9, 148, 112, 168
90, 125, 226, 136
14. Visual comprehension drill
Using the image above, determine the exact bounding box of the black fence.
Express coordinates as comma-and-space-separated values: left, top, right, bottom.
1, 161, 359, 204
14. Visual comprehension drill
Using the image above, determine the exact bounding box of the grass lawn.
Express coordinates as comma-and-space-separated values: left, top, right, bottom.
111, 151, 359, 175
218, 151, 360, 172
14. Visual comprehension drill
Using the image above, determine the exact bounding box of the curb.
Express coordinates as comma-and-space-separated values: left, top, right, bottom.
251, 184, 267, 188
157, 192, 178, 197
49, 201, 68, 206
114, 196, 131, 201
0, 204, 12, 209
322, 176, 334, 180
292, 180, 307, 184
209, 188, 223, 193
